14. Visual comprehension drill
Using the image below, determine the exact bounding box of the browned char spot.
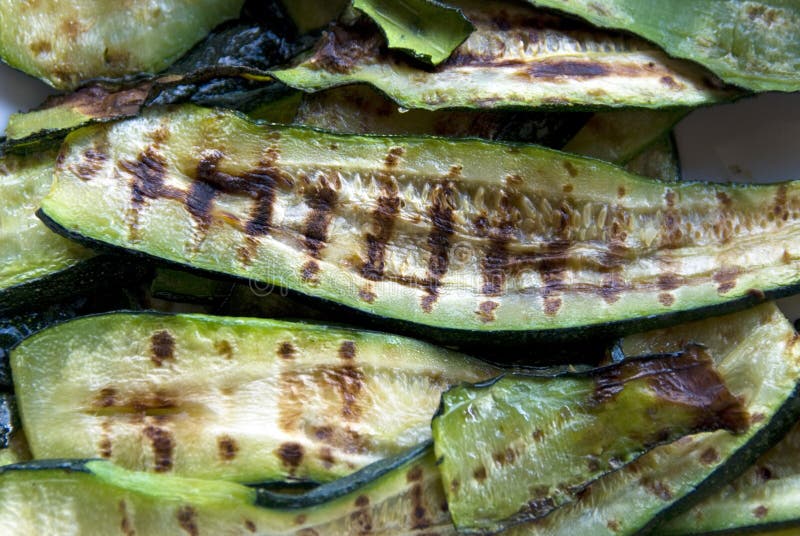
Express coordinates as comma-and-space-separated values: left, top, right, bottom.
355, 495, 370, 507
177, 505, 198, 536
60, 19, 82, 39
617, 186, 626, 198
71, 148, 107, 181
313, 425, 369, 455
643, 479, 673, 501
96, 387, 117, 407
607, 519, 621, 532
384, 146, 405, 167
756, 466, 774, 481
563, 161, 578, 178
754, 505, 768, 518
699, 447, 719, 465
186, 179, 218, 236
303, 179, 338, 258
361, 187, 401, 281
143, 425, 174, 472
119, 500, 134, 536
410, 482, 432, 530
350, 505, 374, 533
532, 429, 544, 441
30, 40, 52, 55
407, 465, 423, 482
217, 435, 239, 461
339, 340, 356, 360
601, 273, 625, 304
660, 76, 681, 90
214, 340, 233, 360
244, 520, 257, 532
277, 442, 304, 472
493, 447, 516, 466
301, 260, 320, 284
476, 300, 499, 323
359, 286, 377, 303
524, 60, 610, 79
713, 266, 741, 294
323, 365, 365, 421
659, 292, 675, 306
99, 418, 113, 459
473, 466, 487, 481
421, 182, 456, 312
295, 514, 307, 525
278, 341, 296, 359
150, 330, 176, 367
475, 212, 513, 297
319, 446, 335, 468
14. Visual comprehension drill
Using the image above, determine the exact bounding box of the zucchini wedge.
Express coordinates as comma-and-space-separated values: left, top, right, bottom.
0, 444, 454, 534
433, 345, 748, 533
502, 302, 800, 535
658, 419, 800, 535
295, 85, 590, 146
39, 105, 800, 341
526, 0, 800, 92
0, 0, 245, 90
273, 0, 741, 110
11, 312, 495, 483
353, 0, 473, 66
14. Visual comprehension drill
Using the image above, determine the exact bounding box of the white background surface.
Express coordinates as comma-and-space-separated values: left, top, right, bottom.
1, 62, 799, 320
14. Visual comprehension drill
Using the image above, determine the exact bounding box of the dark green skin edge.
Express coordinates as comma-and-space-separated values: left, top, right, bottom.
254, 442, 432, 508
644, 381, 800, 535
0, 255, 151, 315
0, 394, 17, 449
0, 458, 93, 475
36, 209, 794, 361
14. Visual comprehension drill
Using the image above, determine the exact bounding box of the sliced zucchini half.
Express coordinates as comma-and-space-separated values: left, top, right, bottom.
0, 0, 245, 90
39, 105, 800, 341
501, 302, 800, 535
526, 0, 800, 92
433, 345, 748, 533
273, 0, 741, 110
0, 444, 454, 534
658, 419, 800, 535
10, 312, 496, 483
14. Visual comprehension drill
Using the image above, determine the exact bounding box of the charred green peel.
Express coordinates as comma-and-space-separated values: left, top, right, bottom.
432, 345, 748, 533
39, 105, 800, 339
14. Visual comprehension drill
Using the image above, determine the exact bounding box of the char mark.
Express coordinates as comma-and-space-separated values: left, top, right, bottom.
303, 180, 338, 258
361, 193, 401, 281
143, 425, 174, 472
421, 182, 456, 312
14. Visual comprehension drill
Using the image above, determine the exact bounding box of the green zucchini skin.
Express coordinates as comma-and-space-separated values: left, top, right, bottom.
352, 0, 474, 66
0, 0, 245, 90
526, 0, 800, 92
274, 0, 741, 110
10, 312, 496, 483
0, 444, 454, 534
38, 105, 800, 343
433, 345, 748, 533
657, 420, 800, 535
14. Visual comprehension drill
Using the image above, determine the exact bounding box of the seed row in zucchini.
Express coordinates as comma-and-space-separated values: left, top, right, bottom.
40, 105, 800, 341
433, 344, 748, 533
527, 0, 800, 92
658, 418, 800, 535
11, 312, 495, 483
0, 0, 246, 90
274, 0, 741, 110
352, 0, 474, 66
0, 443, 454, 535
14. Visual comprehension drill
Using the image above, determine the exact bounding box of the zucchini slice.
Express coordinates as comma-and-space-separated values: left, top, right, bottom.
273, 0, 741, 110
294, 84, 590, 146
433, 345, 748, 533
39, 105, 800, 340
353, 0, 473, 66
502, 302, 800, 535
11, 312, 495, 483
0, 0, 245, 90
0, 444, 454, 534
658, 419, 800, 535
526, 0, 800, 92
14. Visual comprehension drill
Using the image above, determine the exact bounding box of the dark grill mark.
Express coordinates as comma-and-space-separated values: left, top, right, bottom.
359, 286, 377, 303
540, 240, 570, 316
355, 495, 370, 508
524, 60, 610, 79
303, 180, 338, 258
218, 435, 239, 461
350, 506, 374, 533
150, 330, 176, 367
97, 387, 117, 408
339, 341, 356, 360
319, 447, 335, 468
659, 292, 675, 306
407, 465, 423, 482
277, 371, 303, 431
301, 260, 320, 284
422, 182, 456, 312
756, 466, 774, 481
278, 341, 296, 360
492, 448, 516, 466
713, 266, 741, 294
660, 76, 680, 89
313, 425, 369, 455
245, 520, 257, 532
643, 479, 673, 501
324, 366, 365, 421
71, 148, 107, 181
384, 146, 406, 168
699, 447, 719, 465
214, 340, 234, 360
177, 506, 198, 536
119, 500, 134, 536
143, 425, 174, 472
476, 300, 499, 323
473, 466, 487, 481
410, 482, 432, 530
600, 273, 625, 304
477, 218, 512, 297
99, 420, 113, 458
277, 442, 305, 472
362, 191, 401, 281
754, 505, 768, 519
186, 179, 218, 237
607, 519, 621, 532
657, 273, 682, 291
563, 161, 578, 178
